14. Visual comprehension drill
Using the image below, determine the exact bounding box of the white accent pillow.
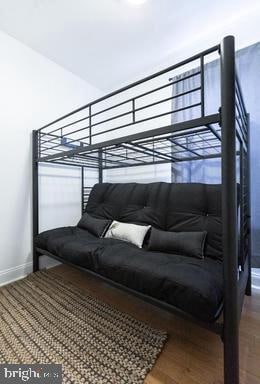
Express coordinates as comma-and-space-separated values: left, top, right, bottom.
105, 220, 151, 248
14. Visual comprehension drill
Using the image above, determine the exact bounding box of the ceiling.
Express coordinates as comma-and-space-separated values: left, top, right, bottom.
0, 0, 259, 91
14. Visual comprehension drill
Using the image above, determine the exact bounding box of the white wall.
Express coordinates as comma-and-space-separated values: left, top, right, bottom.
104, 164, 171, 184
112, 5, 260, 91
0, 30, 101, 286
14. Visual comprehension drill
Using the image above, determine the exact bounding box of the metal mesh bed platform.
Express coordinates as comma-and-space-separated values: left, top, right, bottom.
32, 36, 251, 384
39, 117, 221, 169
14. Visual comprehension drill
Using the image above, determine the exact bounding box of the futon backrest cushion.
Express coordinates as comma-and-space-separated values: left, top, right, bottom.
86, 182, 222, 260
77, 213, 111, 237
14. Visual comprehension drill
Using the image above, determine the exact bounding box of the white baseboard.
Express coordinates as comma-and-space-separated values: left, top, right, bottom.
0, 262, 33, 287
0, 257, 61, 288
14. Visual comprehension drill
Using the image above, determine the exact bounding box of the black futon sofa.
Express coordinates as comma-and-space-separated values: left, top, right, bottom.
35, 182, 223, 323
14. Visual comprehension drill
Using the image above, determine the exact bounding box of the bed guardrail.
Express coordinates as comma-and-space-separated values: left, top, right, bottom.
35, 44, 221, 168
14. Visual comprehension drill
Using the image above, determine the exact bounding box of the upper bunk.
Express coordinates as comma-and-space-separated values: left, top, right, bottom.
34, 36, 248, 170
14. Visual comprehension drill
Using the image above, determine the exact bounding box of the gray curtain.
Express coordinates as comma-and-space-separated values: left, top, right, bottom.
171, 42, 260, 265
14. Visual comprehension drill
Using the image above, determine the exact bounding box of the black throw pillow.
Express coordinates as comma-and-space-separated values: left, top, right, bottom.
77, 213, 111, 238
147, 228, 207, 259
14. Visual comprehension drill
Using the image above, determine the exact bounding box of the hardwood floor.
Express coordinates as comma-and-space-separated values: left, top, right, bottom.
51, 265, 260, 384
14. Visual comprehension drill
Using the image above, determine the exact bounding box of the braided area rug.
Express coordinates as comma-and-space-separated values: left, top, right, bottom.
0, 270, 167, 383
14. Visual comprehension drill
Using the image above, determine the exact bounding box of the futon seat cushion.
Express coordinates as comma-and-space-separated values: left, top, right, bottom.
35, 226, 223, 322
94, 242, 223, 322
36, 226, 96, 252
35, 226, 119, 268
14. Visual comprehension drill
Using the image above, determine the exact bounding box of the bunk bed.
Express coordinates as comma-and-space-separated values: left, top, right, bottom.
32, 36, 251, 384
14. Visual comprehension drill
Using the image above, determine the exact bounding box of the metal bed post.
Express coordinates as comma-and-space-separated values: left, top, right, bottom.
246, 113, 252, 295
221, 35, 239, 384
98, 149, 103, 183
32, 130, 39, 272
81, 166, 85, 214
239, 143, 245, 270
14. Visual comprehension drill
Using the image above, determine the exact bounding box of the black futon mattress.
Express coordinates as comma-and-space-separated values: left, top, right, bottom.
36, 182, 224, 323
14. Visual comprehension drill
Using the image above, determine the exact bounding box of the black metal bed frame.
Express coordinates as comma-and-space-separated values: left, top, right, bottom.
32, 36, 251, 384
